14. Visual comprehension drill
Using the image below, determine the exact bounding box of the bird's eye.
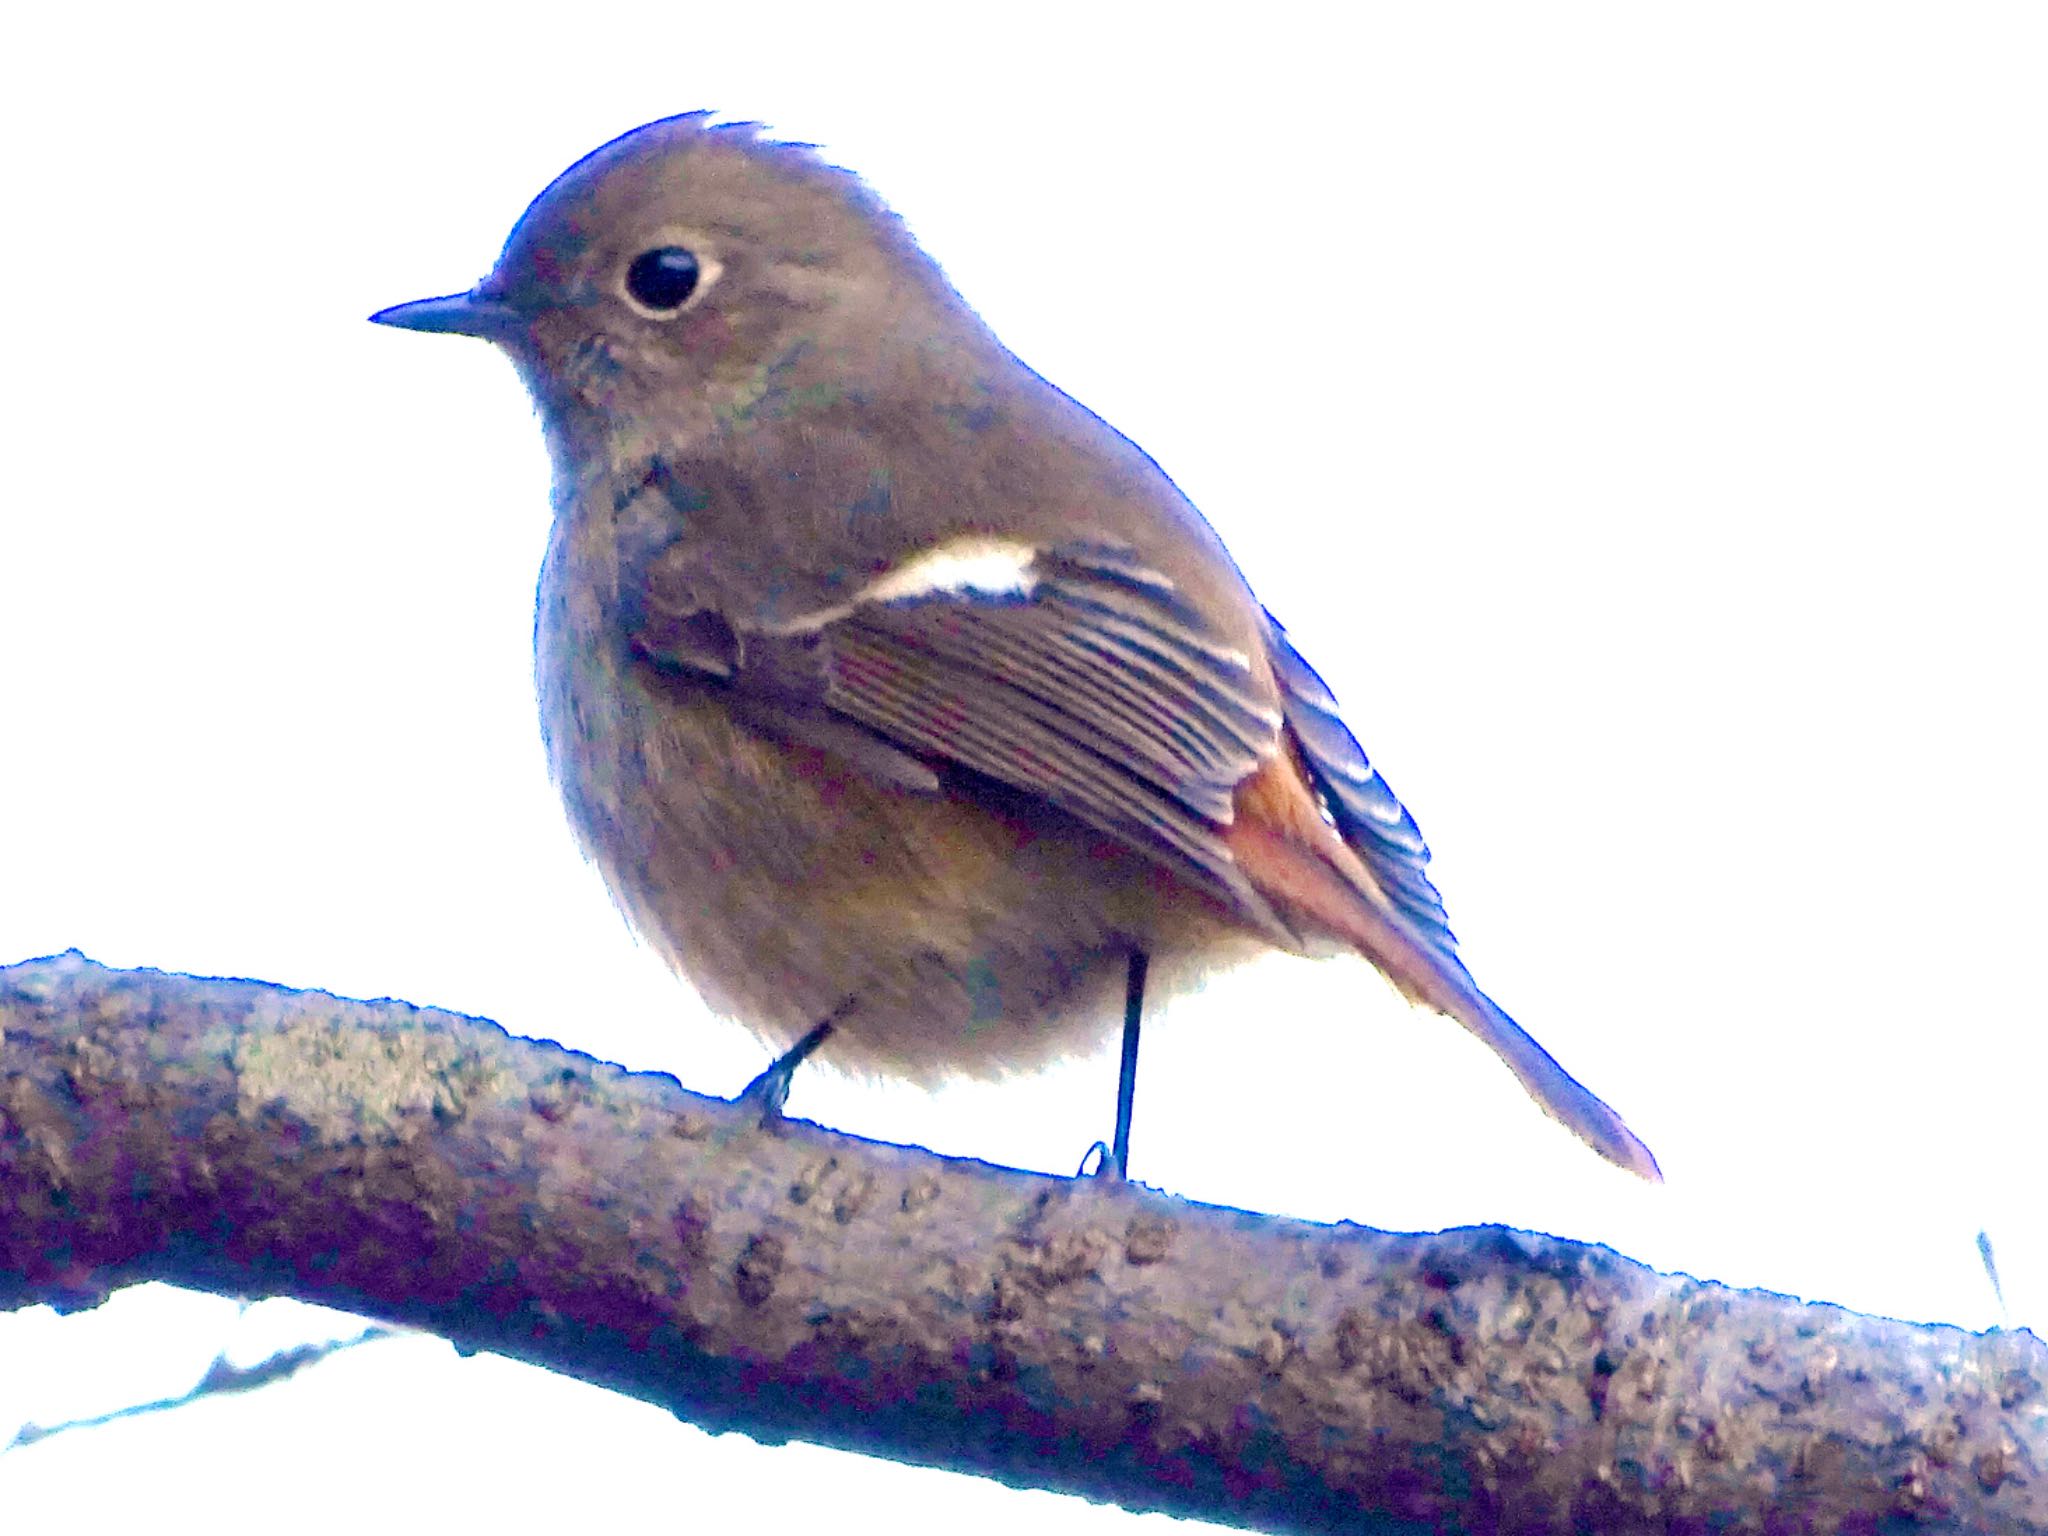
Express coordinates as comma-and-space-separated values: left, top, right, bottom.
623, 247, 704, 314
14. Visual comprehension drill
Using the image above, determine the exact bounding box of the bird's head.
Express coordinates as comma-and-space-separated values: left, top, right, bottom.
373, 113, 972, 459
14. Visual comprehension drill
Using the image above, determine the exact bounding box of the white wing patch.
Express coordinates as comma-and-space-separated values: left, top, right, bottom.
861, 537, 1040, 604
762, 538, 1043, 637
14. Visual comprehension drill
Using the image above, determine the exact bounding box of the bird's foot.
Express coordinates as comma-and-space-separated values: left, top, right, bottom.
1077, 1140, 1127, 1181
733, 1006, 846, 1127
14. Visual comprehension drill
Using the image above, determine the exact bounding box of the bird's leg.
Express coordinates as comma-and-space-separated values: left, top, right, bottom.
735, 1000, 853, 1125
1083, 950, 1150, 1180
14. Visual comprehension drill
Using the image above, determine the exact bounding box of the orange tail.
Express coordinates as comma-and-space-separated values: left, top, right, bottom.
1228, 759, 1662, 1182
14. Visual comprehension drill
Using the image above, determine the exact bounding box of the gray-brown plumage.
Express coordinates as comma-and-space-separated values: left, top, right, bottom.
372, 114, 1660, 1180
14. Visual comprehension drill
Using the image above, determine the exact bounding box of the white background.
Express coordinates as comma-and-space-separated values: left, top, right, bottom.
3, 4, 2042, 1530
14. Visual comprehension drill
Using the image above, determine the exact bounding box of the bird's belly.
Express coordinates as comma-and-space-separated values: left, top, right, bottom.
539, 637, 1252, 1082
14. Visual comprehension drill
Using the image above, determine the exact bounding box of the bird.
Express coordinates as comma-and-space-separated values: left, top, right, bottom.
371, 113, 1660, 1182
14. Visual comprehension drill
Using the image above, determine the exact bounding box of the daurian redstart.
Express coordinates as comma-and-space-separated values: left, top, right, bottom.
374, 114, 1660, 1182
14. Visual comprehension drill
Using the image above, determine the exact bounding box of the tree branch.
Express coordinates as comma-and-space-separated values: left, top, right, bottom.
1, 953, 2040, 1532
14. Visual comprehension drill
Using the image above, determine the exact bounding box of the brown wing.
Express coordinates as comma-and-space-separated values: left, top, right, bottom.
632, 540, 1289, 930
1262, 616, 1460, 962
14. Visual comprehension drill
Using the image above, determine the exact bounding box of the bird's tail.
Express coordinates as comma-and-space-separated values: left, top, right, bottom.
1227, 792, 1662, 1182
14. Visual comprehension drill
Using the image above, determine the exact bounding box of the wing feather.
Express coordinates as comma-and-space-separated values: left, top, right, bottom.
827, 619, 1270, 916
1264, 615, 1458, 957
808, 543, 1283, 920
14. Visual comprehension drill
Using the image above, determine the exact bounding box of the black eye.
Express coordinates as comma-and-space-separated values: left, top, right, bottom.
625, 247, 702, 312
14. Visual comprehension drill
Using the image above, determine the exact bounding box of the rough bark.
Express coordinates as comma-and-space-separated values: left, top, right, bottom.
1, 952, 2040, 1533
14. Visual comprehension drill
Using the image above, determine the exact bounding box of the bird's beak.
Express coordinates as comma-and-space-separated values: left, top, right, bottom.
369, 290, 526, 343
